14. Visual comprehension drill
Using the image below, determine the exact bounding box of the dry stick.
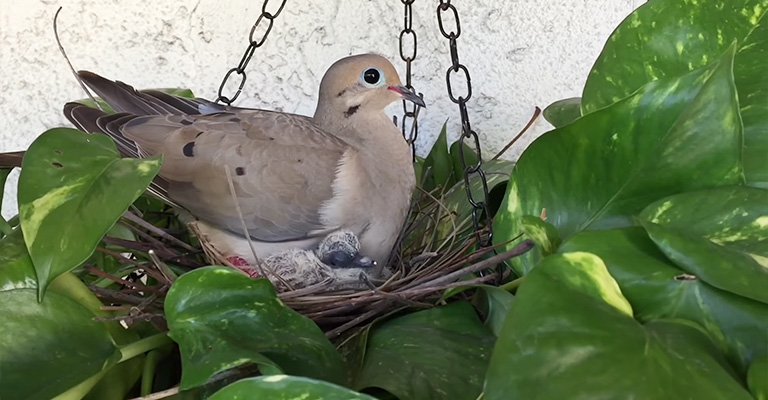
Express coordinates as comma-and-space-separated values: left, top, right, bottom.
116, 223, 182, 257
398, 243, 495, 291
222, 165, 293, 289
84, 265, 153, 290
325, 305, 391, 338
147, 249, 177, 283
123, 212, 197, 252
492, 107, 541, 160
53, 7, 102, 111
96, 246, 144, 267
90, 286, 148, 306
410, 239, 534, 291
126, 387, 180, 400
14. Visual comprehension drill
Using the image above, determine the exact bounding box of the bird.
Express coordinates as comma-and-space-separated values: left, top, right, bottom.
264, 229, 378, 291
62, 53, 422, 282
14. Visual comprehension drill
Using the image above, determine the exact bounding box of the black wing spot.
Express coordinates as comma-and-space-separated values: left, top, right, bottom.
230, 117, 242, 123
52, 162, 63, 168
54, 150, 62, 155
182, 142, 195, 157
235, 167, 245, 176
180, 119, 193, 126
344, 105, 360, 118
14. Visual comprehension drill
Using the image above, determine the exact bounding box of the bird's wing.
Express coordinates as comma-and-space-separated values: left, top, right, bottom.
64, 70, 349, 242
124, 109, 348, 242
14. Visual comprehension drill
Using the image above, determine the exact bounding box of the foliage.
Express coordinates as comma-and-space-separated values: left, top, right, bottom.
0, 0, 766, 398
490, 0, 768, 398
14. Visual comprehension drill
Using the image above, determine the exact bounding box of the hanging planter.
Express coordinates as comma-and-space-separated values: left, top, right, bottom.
1, 0, 767, 399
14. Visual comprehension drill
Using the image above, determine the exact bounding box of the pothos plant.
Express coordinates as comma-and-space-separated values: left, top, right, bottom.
0, 0, 766, 399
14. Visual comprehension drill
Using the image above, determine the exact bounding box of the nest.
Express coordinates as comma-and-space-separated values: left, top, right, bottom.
87, 183, 533, 338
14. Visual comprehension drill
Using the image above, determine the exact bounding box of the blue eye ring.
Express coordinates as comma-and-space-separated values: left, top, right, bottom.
360, 67, 384, 87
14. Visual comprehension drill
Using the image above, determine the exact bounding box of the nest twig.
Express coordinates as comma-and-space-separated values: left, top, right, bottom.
84, 180, 533, 337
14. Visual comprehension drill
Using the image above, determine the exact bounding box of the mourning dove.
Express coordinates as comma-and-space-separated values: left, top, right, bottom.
63, 54, 422, 278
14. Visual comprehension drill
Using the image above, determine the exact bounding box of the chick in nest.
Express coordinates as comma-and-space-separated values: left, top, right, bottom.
263, 230, 379, 291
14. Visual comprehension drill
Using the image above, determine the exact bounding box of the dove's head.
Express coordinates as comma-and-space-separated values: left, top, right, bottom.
316, 54, 425, 119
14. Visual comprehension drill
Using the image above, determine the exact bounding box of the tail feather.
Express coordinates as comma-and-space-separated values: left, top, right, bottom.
59, 70, 215, 208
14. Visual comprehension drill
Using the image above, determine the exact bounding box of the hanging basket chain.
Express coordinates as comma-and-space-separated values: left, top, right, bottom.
216, 0, 287, 105
399, 0, 423, 161
436, 0, 493, 248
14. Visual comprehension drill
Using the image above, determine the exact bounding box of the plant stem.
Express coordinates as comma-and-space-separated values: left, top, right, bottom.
119, 332, 172, 363
141, 349, 161, 396
0, 214, 13, 236
500, 276, 524, 292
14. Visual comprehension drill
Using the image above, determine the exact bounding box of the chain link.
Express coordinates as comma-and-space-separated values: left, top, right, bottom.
436, 0, 493, 247
398, 0, 423, 160
216, 0, 287, 105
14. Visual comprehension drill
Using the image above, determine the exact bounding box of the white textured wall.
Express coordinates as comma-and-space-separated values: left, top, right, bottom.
0, 0, 640, 217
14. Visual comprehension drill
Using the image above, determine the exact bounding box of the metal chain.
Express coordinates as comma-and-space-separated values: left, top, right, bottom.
216, 0, 287, 105
436, 0, 493, 247
399, 0, 423, 160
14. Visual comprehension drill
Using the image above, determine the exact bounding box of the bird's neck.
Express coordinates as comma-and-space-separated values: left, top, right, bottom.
313, 104, 404, 155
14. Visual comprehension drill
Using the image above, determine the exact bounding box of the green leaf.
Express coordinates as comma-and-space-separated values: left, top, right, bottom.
164, 267, 345, 389
0, 168, 13, 237
0, 288, 120, 400
542, 97, 581, 127
581, 0, 768, 186
494, 45, 742, 274
18, 128, 161, 298
485, 252, 752, 400
449, 138, 478, 186
423, 122, 454, 191
640, 186, 768, 257
560, 227, 768, 371
354, 302, 494, 400
749, 355, 768, 400
640, 220, 768, 305
479, 286, 515, 337
437, 159, 512, 242
518, 215, 561, 265
0, 229, 37, 291
0, 228, 144, 399
737, 12, 768, 187
209, 376, 377, 400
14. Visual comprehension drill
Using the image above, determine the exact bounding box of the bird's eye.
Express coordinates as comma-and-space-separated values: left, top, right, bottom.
360, 67, 384, 87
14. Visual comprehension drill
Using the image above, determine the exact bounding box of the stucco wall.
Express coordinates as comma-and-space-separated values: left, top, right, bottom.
0, 0, 641, 217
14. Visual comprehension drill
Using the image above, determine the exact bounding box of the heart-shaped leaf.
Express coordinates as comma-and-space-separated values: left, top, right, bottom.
423, 122, 454, 192
164, 267, 345, 389
209, 376, 377, 400
581, 0, 768, 186
437, 159, 512, 242
640, 186, 768, 257
479, 286, 515, 337
560, 227, 768, 371
640, 220, 768, 305
354, 302, 494, 400
494, 45, 742, 274
748, 355, 768, 399
0, 239, 121, 400
18, 128, 160, 298
484, 252, 752, 400
449, 138, 478, 187
542, 97, 581, 128
0, 228, 143, 400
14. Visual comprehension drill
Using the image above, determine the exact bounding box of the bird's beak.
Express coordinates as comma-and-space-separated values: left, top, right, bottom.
388, 85, 426, 108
